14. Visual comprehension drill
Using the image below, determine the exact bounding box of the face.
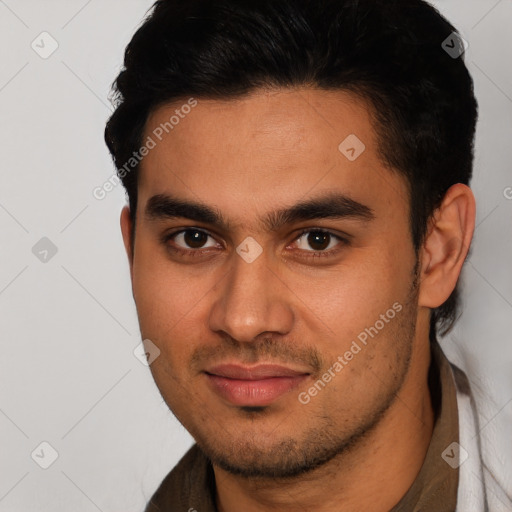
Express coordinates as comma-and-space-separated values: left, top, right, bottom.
124, 87, 422, 478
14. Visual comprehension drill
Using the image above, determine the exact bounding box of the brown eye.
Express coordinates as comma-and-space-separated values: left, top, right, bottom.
293, 230, 342, 252
168, 229, 218, 251
307, 231, 331, 251
183, 229, 209, 248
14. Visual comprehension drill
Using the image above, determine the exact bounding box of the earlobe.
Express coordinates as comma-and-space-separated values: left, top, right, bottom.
120, 206, 134, 277
418, 184, 476, 308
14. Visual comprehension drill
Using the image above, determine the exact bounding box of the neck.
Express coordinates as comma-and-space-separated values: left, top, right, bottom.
214, 338, 434, 512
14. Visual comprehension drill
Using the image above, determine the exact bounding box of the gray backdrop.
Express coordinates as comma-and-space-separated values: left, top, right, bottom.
0, 0, 511, 510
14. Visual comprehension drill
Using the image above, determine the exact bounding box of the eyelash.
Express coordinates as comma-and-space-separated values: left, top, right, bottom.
292, 228, 348, 258
162, 228, 349, 259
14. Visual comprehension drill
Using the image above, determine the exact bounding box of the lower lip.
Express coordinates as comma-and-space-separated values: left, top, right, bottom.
206, 374, 309, 406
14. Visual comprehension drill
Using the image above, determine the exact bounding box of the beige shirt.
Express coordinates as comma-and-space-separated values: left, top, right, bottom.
145, 340, 459, 512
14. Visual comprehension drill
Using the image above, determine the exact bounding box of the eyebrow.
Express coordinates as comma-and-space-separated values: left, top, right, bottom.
144, 192, 375, 231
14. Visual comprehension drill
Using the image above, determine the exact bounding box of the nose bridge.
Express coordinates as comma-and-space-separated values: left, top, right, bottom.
208, 250, 293, 342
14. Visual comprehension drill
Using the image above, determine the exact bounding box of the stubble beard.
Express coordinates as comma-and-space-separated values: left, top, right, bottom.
192, 279, 420, 480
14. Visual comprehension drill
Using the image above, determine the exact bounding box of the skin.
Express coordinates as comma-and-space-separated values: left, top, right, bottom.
120, 87, 475, 511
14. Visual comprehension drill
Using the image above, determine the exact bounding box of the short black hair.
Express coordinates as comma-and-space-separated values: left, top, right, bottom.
105, 0, 478, 339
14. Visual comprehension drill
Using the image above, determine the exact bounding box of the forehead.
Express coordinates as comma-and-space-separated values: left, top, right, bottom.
138, 87, 408, 227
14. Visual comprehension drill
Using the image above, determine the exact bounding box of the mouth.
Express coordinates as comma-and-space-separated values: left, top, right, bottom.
204, 364, 310, 407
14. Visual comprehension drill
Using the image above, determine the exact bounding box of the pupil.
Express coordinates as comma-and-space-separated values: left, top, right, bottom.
308, 231, 330, 251
184, 230, 207, 248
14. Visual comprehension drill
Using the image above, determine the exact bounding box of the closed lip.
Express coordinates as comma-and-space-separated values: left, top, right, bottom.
204, 363, 309, 380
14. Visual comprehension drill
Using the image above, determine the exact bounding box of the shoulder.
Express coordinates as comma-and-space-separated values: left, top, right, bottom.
448, 360, 512, 511
144, 444, 217, 512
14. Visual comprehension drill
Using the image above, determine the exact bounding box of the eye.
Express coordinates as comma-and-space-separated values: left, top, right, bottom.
166, 228, 219, 251
292, 229, 345, 253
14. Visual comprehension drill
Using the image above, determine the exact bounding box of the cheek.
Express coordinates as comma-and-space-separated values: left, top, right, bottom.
131, 243, 217, 346
299, 250, 410, 339
132, 260, 214, 398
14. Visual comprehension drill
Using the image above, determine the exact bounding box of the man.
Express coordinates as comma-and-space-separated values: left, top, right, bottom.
105, 0, 511, 510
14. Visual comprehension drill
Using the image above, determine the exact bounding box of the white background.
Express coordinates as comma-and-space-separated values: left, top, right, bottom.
0, 1, 511, 510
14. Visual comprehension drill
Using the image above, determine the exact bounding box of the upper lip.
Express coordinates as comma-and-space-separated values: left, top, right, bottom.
205, 364, 309, 380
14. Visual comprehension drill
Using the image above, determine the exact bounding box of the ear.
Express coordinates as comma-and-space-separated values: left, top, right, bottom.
120, 206, 134, 281
418, 184, 476, 308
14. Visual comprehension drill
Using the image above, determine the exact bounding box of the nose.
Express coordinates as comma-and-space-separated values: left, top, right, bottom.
208, 250, 294, 343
